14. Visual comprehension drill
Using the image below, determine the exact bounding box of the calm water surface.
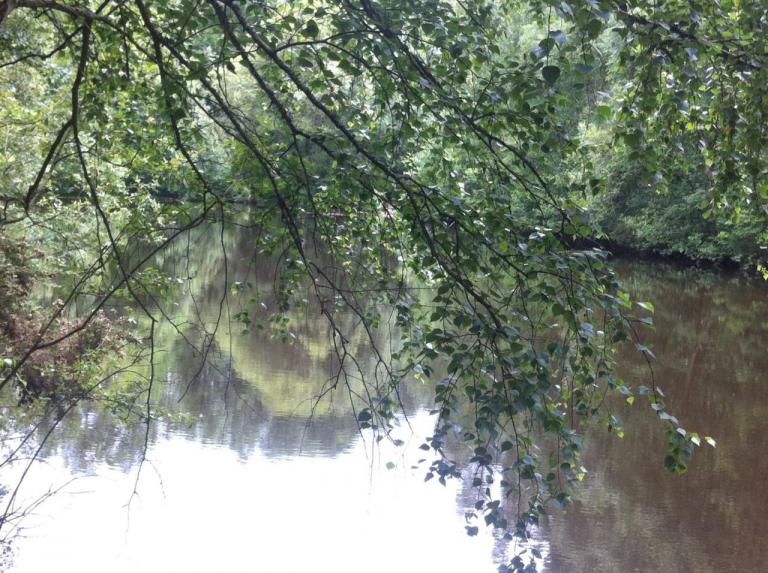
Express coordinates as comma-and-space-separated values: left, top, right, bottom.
2, 233, 767, 572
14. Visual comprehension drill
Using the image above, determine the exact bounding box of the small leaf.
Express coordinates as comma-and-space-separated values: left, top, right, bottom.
549, 30, 566, 44
635, 344, 656, 359
542, 65, 561, 85
637, 301, 655, 313
302, 20, 319, 38
357, 409, 372, 422
690, 435, 701, 446
595, 104, 612, 120
586, 18, 603, 37
659, 411, 680, 425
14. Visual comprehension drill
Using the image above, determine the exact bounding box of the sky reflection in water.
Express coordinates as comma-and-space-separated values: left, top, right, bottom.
3, 232, 768, 572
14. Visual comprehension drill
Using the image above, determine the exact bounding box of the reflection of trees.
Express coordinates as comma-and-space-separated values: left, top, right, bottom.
31, 329, 365, 470
30, 224, 433, 471
19, 242, 768, 572
536, 260, 768, 572
441, 260, 768, 571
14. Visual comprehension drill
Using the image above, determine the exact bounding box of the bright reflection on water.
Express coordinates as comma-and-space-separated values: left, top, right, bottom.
2, 229, 768, 572
7, 413, 517, 573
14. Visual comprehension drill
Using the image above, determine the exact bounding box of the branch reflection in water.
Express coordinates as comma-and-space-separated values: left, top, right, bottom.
2, 227, 767, 573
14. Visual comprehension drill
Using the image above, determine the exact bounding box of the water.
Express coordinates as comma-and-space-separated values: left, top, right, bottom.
543, 261, 768, 572
1, 232, 767, 572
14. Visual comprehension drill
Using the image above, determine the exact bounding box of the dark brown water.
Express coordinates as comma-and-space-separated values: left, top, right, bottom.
1, 233, 766, 572
543, 261, 768, 573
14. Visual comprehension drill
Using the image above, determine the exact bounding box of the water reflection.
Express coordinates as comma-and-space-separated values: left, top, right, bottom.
2, 234, 768, 572
3, 225, 512, 572
543, 261, 768, 572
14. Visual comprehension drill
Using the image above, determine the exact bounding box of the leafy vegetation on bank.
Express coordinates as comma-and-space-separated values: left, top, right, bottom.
589, 150, 767, 265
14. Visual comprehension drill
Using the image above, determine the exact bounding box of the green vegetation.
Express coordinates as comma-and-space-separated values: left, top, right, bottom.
589, 149, 767, 264
0, 1, 766, 568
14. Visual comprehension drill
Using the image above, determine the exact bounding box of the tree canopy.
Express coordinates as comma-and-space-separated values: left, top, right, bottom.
0, 1, 765, 568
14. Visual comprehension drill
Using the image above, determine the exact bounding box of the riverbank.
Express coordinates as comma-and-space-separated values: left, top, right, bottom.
573, 234, 765, 275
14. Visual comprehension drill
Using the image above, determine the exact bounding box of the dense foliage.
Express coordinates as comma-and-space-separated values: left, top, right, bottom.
0, 1, 765, 568
589, 149, 767, 264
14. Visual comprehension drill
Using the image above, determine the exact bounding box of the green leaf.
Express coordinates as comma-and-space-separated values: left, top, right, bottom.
357, 409, 372, 422
542, 65, 561, 85
586, 18, 603, 37
635, 344, 656, 359
595, 105, 612, 120
302, 20, 319, 38
549, 30, 566, 44
690, 435, 701, 446
637, 301, 655, 313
